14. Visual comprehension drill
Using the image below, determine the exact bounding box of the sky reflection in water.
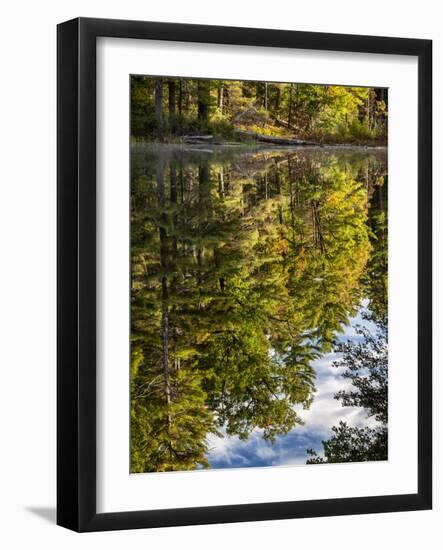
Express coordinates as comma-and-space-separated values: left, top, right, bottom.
207, 304, 377, 468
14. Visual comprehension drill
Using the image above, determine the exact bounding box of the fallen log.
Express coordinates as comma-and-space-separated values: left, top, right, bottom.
235, 129, 316, 146
181, 135, 214, 143
181, 147, 214, 154
272, 116, 295, 130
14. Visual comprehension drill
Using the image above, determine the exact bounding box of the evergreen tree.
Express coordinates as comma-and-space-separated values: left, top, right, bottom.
131, 76, 387, 144
307, 317, 388, 464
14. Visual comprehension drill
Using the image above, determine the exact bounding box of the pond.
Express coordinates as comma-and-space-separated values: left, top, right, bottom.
130, 143, 388, 473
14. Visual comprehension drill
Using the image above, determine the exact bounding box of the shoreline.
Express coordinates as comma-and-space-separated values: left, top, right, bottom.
131, 140, 388, 152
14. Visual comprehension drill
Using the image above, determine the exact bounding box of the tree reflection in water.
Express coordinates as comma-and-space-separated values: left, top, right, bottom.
130, 145, 388, 472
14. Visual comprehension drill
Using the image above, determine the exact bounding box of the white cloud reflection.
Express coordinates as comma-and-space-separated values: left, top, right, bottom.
206, 306, 379, 469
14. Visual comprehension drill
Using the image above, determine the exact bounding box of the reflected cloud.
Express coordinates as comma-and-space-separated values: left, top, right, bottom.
207, 309, 379, 469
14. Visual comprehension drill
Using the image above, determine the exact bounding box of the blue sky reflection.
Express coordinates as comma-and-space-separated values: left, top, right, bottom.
206, 303, 377, 469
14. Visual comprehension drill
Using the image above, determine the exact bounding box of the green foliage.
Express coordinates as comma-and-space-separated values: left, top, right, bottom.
363, 176, 388, 322
131, 77, 388, 145
335, 320, 388, 424
131, 367, 218, 473
307, 316, 388, 464
130, 145, 386, 472
307, 422, 387, 463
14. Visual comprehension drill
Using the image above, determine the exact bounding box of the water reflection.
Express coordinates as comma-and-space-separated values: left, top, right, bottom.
130, 144, 388, 472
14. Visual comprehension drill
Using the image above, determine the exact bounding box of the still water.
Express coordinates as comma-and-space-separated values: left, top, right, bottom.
130, 144, 387, 472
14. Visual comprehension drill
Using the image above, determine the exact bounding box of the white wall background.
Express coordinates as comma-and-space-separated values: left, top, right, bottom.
0, 0, 440, 547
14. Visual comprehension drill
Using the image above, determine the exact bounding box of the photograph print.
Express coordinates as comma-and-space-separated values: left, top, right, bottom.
130, 76, 388, 474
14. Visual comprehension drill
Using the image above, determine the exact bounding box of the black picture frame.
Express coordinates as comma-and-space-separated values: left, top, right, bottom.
57, 17, 432, 532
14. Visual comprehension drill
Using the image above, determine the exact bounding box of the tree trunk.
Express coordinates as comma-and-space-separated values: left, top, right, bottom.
170, 159, 178, 256
198, 80, 210, 122
276, 173, 284, 224
275, 85, 281, 113
161, 280, 171, 407
367, 93, 371, 130
184, 80, 191, 113
178, 79, 183, 116
168, 80, 176, 131
197, 163, 211, 297
154, 79, 164, 133
218, 166, 225, 200
288, 84, 294, 128
217, 83, 224, 113
156, 161, 171, 408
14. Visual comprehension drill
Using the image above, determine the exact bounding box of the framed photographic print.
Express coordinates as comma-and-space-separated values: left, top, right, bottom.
57, 17, 432, 532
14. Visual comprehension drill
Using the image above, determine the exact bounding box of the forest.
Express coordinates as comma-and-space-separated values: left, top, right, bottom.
131, 76, 388, 145
130, 143, 388, 472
